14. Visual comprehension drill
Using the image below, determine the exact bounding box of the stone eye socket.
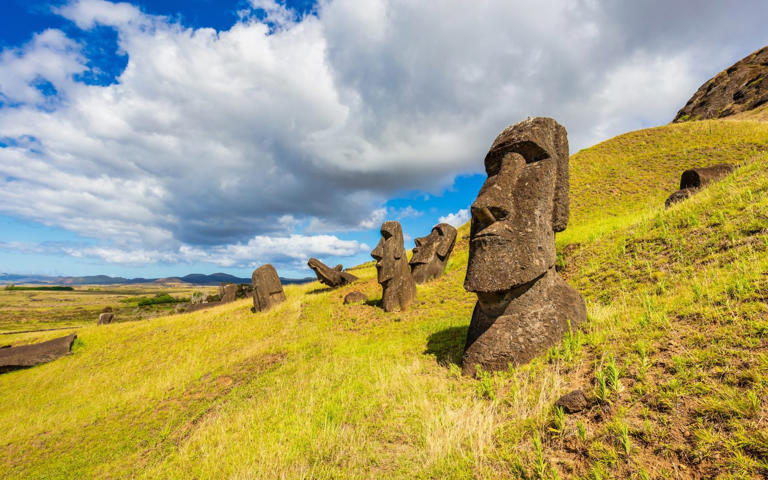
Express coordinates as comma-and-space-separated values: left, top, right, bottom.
488, 206, 509, 221
382, 231, 392, 239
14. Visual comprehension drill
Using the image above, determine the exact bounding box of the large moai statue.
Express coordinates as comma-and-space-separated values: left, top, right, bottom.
371, 221, 417, 312
409, 223, 458, 284
462, 117, 587, 375
251, 264, 286, 312
307, 258, 358, 288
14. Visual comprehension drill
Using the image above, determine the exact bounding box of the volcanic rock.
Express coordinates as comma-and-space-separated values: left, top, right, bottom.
371, 221, 417, 312
308, 258, 358, 288
0, 334, 77, 373
251, 264, 286, 312
409, 223, 457, 284
97, 312, 114, 325
343, 291, 368, 304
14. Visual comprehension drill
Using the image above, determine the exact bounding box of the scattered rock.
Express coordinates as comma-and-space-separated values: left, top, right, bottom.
98, 312, 114, 325
308, 258, 358, 288
674, 46, 768, 122
665, 188, 695, 208
555, 390, 589, 413
0, 334, 77, 374
101, 306, 113, 313
462, 117, 587, 376
371, 221, 417, 312
343, 291, 368, 304
252, 264, 286, 312
409, 223, 458, 284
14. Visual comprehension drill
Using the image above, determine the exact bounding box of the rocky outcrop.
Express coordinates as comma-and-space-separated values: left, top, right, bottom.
674, 46, 768, 122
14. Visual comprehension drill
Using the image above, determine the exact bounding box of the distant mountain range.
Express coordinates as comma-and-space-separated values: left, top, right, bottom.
0, 272, 314, 286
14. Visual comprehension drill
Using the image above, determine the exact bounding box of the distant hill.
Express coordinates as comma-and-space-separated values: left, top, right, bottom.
674, 45, 768, 122
0, 272, 313, 286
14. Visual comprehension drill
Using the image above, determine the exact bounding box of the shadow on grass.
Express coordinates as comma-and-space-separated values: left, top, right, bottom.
364, 298, 382, 308
424, 326, 468, 367
306, 286, 333, 295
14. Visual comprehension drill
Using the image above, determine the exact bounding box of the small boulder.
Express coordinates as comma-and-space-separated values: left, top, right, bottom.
344, 291, 368, 304
665, 188, 695, 208
554, 389, 589, 413
98, 312, 114, 325
101, 306, 113, 313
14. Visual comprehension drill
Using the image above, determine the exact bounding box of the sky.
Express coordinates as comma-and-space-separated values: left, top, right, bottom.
0, 0, 767, 279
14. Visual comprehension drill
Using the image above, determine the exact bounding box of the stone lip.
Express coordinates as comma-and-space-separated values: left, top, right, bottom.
0, 333, 77, 374
674, 46, 768, 122
308, 258, 358, 288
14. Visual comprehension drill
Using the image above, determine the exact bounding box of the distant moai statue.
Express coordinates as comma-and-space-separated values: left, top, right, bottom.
409, 223, 458, 283
219, 283, 237, 303
97, 312, 114, 325
307, 258, 358, 288
371, 221, 417, 312
462, 117, 587, 375
251, 264, 286, 312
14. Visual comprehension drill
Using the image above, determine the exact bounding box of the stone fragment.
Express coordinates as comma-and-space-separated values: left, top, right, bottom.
219, 283, 237, 303
308, 258, 358, 288
462, 117, 587, 376
343, 291, 368, 304
97, 312, 114, 325
0, 334, 77, 373
555, 390, 589, 413
409, 223, 458, 284
371, 221, 417, 312
251, 264, 286, 312
665, 188, 695, 207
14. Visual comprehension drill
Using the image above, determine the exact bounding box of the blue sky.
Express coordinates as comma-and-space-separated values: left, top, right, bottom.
1, 0, 766, 279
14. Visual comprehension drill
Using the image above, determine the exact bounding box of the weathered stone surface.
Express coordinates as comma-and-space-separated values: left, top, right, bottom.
343, 291, 368, 304
680, 164, 735, 189
462, 117, 587, 376
665, 188, 695, 208
101, 306, 113, 313
251, 264, 286, 312
219, 283, 237, 303
308, 258, 358, 288
236, 283, 253, 299
0, 334, 77, 373
97, 312, 114, 325
674, 46, 768, 122
555, 389, 589, 413
371, 221, 417, 312
409, 223, 457, 284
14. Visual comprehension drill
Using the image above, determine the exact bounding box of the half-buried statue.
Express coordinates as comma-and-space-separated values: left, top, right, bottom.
462, 117, 587, 375
371, 221, 417, 312
409, 223, 457, 284
251, 264, 286, 312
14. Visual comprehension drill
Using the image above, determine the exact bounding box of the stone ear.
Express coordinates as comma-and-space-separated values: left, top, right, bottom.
551, 124, 570, 233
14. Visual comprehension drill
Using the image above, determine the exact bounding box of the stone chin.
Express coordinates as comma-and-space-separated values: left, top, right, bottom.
464, 238, 551, 293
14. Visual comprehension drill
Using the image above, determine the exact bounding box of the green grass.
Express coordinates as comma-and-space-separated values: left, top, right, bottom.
1, 119, 767, 478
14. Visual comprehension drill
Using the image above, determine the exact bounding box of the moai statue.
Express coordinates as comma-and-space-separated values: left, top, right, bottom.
462, 117, 587, 376
665, 164, 735, 207
307, 258, 358, 288
371, 221, 417, 312
251, 264, 286, 312
409, 223, 458, 283
97, 312, 114, 325
219, 283, 237, 303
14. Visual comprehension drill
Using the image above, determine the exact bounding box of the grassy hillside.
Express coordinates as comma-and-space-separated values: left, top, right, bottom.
1, 119, 767, 479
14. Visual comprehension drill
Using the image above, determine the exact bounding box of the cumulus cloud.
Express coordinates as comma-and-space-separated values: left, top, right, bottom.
439, 209, 470, 228
1, 0, 767, 269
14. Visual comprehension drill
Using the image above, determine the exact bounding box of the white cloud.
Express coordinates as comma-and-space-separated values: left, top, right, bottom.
1, 0, 766, 269
439, 208, 470, 228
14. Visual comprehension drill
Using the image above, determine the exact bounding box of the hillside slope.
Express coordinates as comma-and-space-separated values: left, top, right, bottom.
1, 119, 767, 479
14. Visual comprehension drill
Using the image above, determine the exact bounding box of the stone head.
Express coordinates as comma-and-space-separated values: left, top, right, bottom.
410, 223, 457, 266
371, 221, 406, 284
464, 117, 570, 293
